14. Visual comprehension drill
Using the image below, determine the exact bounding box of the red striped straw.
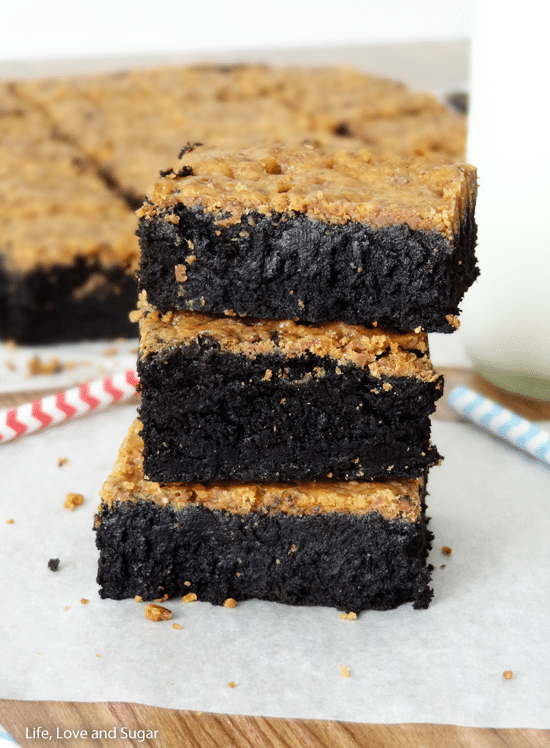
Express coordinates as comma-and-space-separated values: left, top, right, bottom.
0, 369, 139, 444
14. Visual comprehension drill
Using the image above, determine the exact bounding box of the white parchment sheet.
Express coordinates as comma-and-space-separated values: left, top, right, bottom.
0, 404, 549, 728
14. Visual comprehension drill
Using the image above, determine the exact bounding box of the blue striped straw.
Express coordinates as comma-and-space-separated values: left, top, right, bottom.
448, 386, 550, 467
0, 725, 19, 745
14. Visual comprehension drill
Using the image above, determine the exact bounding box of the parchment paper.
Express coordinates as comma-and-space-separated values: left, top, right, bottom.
1, 403, 549, 727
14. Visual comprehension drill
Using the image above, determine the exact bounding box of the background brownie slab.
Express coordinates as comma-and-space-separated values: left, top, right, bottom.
0, 84, 139, 342
137, 308, 443, 483
0, 259, 137, 343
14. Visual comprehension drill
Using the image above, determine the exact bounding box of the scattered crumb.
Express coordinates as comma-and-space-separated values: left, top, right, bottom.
144, 603, 172, 621
96, 653, 100, 658
48, 558, 60, 571
64, 492, 84, 511
223, 598, 237, 609
58, 457, 68, 467
340, 665, 350, 679
6, 519, 14, 525
134, 595, 143, 603
154, 593, 169, 603
103, 346, 119, 357
382, 382, 392, 392
5, 339, 17, 349
339, 612, 357, 620
223, 309, 236, 316
5, 359, 16, 371
442, 546, 452, 555
440, 564, 446, 569
80, 598, 89, 605
414, 326, 422, 333
174, 264, 187, 283
27, 354, 63, 376
182, 593, 198, 603
184, 581, 191, 587
63, 606, 69, 612
228, 681, 236, 689
503, 670, 513, 680
262, 369, 272, 382
172, 623, 182, 630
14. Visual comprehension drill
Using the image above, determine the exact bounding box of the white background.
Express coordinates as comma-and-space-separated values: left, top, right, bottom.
0, 0, 471, 61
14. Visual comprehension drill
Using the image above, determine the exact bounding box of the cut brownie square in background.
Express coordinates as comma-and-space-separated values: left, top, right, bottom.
137, 142, 477, 332
95, 420, 434, 611
0, 84, 139, 343
136, 297, 443, 484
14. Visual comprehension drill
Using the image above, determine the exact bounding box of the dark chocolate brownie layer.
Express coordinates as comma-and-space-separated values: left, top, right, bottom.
138, 341, 442, 484
0, 258, 138, 343
138, 204, 477, 332
95, 500, 433, 611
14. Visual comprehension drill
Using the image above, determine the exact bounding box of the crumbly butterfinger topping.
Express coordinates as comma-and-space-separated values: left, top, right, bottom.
98, 420, 425, 522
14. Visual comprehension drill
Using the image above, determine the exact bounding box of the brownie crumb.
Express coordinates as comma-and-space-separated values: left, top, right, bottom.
6, 519, 14, 525
48, 558, 60, 571
27, 354, 63, 376
144, 603, 172, 621
134, 595, 143, 602
63, 606, 69, 612
184, 581, 191, 587
80, 598, 89, 605
58, 457, 68, 467
223, 598, 237, 608
339, 612, 357, 620
503, 670, 514, 680
64, 492, 84, 510
340, 665, 350, 678
172, 623, 182, 630
5, 360, 16, 371
442, 546, 452, 555
182, 593, 198, 603
174, 264, 187, 282
228, 681, 236, 689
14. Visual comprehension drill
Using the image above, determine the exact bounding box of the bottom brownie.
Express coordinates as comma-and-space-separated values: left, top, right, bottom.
95, 420, 434, 612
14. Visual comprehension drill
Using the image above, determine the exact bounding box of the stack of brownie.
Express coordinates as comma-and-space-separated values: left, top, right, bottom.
3, 64, 466, 343
95, 140, 477, 613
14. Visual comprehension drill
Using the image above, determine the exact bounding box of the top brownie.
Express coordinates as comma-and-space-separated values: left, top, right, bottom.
137, 142, 478, 332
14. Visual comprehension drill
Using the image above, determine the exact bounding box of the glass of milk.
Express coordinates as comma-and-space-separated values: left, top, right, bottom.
462, 0, 550, 400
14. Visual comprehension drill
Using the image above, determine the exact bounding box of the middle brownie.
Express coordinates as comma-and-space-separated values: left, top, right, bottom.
137, 296, 443, 484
